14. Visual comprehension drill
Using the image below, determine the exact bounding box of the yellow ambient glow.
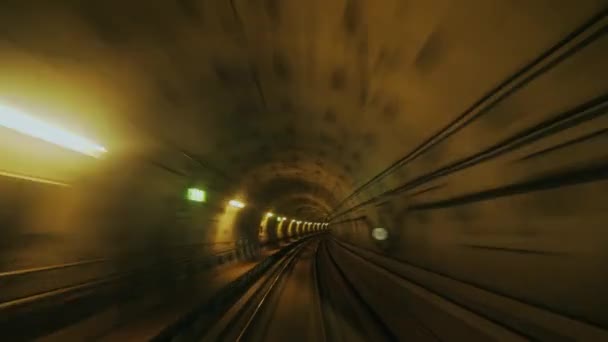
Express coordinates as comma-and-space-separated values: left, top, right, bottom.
0, 103, 107, 158
229, 199, 245, 208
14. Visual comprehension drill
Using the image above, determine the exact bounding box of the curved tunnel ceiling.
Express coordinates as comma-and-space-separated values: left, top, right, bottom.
1, 0, 605, 226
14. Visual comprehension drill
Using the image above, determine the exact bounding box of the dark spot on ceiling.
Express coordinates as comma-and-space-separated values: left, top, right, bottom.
320, 132, 337, 146
213, 62, 250, 86
343, 0, 361, 36
450, 207, 473, 222
248, 130, 261, 140
397, 167, 408, 178
265, 0, 280, 26
285, 123, 296, 136
363, 132, 377, 146
357, 38, 369, 57
219, 4, 239, 36
79, 6, 125, 45
259, 144, 270, 153
280, 98, 293, 113
340, 128, 351, 141
421, 144, 445, 165
375, 47, 402, 71
375, 49, 389, 71
273, 52, 291, 81
415, 30, 443, 73
158, 79, 180, 105
368, 92, 383, 108
382, 100, 399, 120
234, 101, 260, 115
323, 109, 337, 124
413, 211, 431, 224
330, 68, 347, 90
272, 135, 284, 145
359, 86, 368, 107
177, 0, 203, 21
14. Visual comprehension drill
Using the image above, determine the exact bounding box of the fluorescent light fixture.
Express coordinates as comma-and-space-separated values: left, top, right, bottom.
0, 103, 107, 158
186, 188, 206, 202
229, 199, 245, 208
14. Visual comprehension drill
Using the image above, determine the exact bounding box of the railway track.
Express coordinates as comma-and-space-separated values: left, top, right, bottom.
198, 237, 406, 342
201, 239, 323, 341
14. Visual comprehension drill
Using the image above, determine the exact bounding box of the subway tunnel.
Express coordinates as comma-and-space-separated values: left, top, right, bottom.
1, 1, 608, 340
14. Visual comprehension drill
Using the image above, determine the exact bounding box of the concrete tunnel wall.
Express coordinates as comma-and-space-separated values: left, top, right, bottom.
0, 0, 607, 335
327, 13, 608, 331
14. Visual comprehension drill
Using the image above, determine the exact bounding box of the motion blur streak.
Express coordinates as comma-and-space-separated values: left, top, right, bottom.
0, 169, 70, 187
0, 103, 107, 158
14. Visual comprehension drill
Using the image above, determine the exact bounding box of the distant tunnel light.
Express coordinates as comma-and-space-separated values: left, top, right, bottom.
186, 188, 206, 202
0, 103, 107, 158
229, 199, 245, 208
372, 227, 389, 241
266, 212, 274, 217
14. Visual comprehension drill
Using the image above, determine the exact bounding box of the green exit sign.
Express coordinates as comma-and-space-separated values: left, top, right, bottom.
186, 188, 206, 202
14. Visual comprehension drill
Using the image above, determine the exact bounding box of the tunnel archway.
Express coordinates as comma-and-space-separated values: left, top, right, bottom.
1, 2, 607, 340
263, 215, 279, 245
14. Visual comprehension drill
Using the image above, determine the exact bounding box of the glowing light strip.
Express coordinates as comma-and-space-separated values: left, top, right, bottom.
229, 199, 245, 208
0, 170, 70, 187
0, 103, 107, 158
